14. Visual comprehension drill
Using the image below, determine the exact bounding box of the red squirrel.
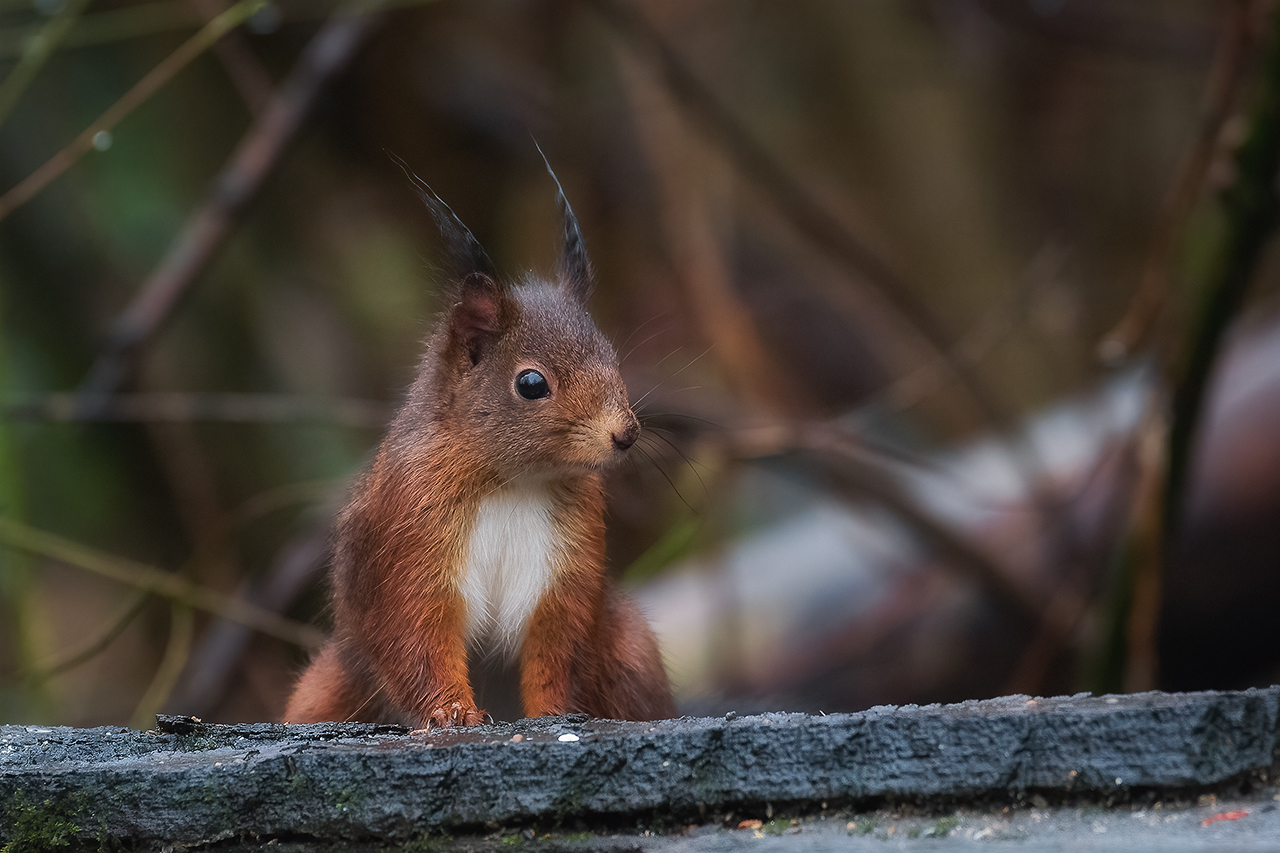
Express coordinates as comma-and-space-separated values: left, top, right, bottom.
282, 159, 675, 727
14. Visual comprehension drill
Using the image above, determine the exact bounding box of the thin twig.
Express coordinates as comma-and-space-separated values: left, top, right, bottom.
26, 591, 149, 681
1099, 0, 1256, 364
0, 0, 265, 223
190, 0, 276, 117
729, 421, 1042, 624
1165, 5, 1280, 541
0, 516, 326, 650
1121, 413, 1168, 692
130, 600, 194, 729
0, 2, 202, 59
76, 0, 388, 408
1, 392, 391, 427
975, 0, 1216, 63
875, 244, 1066, 414
170, 524, 331, 715
0, 0, 440, 59
589, 0, 1021, 436
0, 0, 92, 130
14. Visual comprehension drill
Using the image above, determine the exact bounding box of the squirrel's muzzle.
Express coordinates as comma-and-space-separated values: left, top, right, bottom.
611, 411, 640, 452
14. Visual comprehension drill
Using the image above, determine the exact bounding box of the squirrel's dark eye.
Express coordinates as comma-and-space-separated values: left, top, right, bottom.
515, 369, 550, 400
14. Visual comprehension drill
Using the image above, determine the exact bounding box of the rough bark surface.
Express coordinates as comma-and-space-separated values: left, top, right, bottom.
1, 688, 1277, 848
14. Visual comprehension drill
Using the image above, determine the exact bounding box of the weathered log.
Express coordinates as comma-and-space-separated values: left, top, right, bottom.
1, 688, 1276, 848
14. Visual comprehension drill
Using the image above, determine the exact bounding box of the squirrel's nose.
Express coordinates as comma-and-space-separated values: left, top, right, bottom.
612, 421, 639, 451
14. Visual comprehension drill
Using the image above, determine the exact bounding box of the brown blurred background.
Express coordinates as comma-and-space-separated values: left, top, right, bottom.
1, 0, 1278, 728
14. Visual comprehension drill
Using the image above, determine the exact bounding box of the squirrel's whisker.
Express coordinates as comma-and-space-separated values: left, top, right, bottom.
619, 321, 671, 366
634, 442, 697, 514
643, 431, 711, 492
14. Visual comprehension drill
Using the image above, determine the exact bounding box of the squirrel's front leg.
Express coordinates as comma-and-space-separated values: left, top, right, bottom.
519, 584, 592, 717
419, 595, 488, 728
370, 590, 486, 728
417, 634, 486, 729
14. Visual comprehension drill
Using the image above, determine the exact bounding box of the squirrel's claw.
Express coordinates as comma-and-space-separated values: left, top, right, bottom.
424, 701, 487, 729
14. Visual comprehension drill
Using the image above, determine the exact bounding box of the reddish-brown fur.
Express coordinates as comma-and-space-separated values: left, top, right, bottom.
284, 195, 674, 727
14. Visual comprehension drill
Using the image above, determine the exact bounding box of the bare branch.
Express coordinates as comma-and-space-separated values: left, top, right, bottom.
0, 0, 265, 223
0, 2, 203, 59
589, 0, 1022, 435
25, 592, 149, 681
728, 421, 1043, 625
975, 0, 1216, 63
171, 525, 331, 716
75, 1, 388, 410
0, 0, 92, 130
1099, 0, 1258, 364
130, 601, 195, 729
190, 0, 276, 117
0, 517, 326, 650
1, 392, 391, 428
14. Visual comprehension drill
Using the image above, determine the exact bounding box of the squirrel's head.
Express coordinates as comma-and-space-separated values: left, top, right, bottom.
402, 155, 639, 480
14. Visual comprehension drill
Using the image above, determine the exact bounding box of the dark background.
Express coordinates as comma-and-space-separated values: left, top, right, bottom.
1, 0, 1277, 728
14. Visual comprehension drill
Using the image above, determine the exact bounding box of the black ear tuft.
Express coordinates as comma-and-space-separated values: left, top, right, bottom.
387, 151, 496, 279
451, 272, 508, 366
534, 141, 594, 304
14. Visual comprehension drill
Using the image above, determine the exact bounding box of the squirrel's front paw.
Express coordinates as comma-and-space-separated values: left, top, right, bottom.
423, 701, 487, 729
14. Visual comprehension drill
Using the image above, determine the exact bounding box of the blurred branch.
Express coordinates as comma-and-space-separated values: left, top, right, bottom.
141, 377, 242, 599
0, 0, 92, 130
616, 49, 799, 416
1118, 413, 1167, 693
191, 0, 275, 117
26, 592, 149, 681
130, 600, 193, 729
0, 0, 265, 223
1003, 582, 1089, 695
0, 0, 439, 58
589, 0, 1022, 436
1003, 424, 1146, 695
171, 523, 330, 716
1086, 4, 1280, 696
975, 0, 1216, 63
1100, 3, 1280, 693
1100, 0, 1257, 365
230, 479, 344, 527
1, 392, 391, 427
1165, 5, 1280, 542
0, 0, 214, 56
0, 516, 326, 650
748, 570, 946, 698
876, 244, 1065, 414
614, 54, 793, 414
76, 0, 388, 408
730, 421, 1043, 625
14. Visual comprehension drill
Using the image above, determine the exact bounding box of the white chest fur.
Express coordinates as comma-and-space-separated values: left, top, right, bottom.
459, 481, 559, 659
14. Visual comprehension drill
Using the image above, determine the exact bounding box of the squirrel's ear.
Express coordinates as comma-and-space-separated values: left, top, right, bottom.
387, 152, 496, 279
450, 273, 509, 366
557, 188, 593, 304
535, 142, 593, 303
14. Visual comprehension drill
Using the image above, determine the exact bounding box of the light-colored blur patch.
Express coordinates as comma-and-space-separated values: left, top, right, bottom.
638, 338, 1241, 710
